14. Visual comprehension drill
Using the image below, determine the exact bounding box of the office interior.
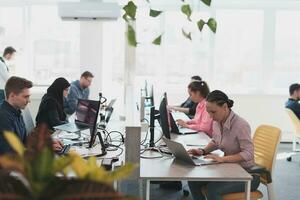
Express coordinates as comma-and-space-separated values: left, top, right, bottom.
0, 0, 300, 200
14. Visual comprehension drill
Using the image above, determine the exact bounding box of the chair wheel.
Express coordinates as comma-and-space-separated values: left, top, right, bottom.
287, 156, 292, 162
183, 189, 189, 197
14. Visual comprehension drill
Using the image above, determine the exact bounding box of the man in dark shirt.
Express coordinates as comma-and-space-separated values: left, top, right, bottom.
0, 76, 63, 155
285, 83, 300, 120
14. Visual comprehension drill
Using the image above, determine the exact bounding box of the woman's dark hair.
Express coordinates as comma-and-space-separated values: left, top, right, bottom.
191, 75, 202, 81
47, 77, 70, 107
188, 81, 210, 98
206, 90, 234, 108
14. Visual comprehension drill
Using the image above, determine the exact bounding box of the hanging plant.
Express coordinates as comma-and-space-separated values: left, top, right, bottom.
122, 0, 217, 47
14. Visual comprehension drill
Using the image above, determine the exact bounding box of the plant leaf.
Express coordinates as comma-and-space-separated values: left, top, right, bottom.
201, 0, 211, 6
152, 35, 162, 45
4, 131, 25, 156
69, 153, 89, 178
0, 154, 25, 173
103, 163, 138, 183
182, 28, 192, 40
127, 25, 137, 47
181, 4, 192, 22
34, 148, 54, 180
150, 9, 162, 17
123, 1, 137, 20
207, 18, 217, 33
197, 19, 206, 32
53, 156, 73, 173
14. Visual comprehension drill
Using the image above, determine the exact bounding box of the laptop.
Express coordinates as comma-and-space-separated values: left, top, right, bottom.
54, 99, 100, 133
169, 112, 197, 135
171, 111, 190, 121
163, 138, 216, 166
104, 98, 116, 123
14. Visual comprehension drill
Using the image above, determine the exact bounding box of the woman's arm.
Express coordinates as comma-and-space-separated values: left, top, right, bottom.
169, 106, 190, 114
187, 141, 218, 156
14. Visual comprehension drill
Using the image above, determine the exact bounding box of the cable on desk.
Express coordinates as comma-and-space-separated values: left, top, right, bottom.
142, 118, 149, 124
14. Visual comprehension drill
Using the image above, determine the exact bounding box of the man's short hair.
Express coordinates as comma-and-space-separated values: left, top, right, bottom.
5, 76, 33, 97
3, 46, 16, 57
81, 71, 94, 79
289, 83, 300, 96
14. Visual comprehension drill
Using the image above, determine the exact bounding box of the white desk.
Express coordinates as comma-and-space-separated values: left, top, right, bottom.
140, 132, 252, 200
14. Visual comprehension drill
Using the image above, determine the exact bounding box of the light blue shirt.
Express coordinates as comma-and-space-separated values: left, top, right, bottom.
64, 80, 90, 115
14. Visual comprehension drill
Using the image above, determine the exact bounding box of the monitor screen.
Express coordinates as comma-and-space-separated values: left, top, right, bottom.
158, 92, 171, 139
75, 99, 100, 126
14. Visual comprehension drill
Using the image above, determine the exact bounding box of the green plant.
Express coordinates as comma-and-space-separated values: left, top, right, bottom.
0, 124, 137, 200
122, 0, 217, 46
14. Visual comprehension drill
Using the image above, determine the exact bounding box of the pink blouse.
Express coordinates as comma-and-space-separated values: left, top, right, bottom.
186, 99, 213, 137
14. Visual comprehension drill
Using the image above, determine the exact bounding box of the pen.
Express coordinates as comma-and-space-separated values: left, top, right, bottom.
186, 144, 205, 147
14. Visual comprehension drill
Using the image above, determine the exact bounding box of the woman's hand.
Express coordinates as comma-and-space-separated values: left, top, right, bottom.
204, 154, 224, 163
176, 119, 188, 128
187, 148, 204, 156
52, 139, 64, 151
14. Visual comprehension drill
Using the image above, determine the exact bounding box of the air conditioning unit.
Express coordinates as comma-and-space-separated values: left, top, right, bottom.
58, 1, 121, 21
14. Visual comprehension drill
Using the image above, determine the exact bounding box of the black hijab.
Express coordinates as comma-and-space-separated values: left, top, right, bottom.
47, 77, 70, 108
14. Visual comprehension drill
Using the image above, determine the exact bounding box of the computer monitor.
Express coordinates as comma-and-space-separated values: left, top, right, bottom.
75, 99, 100, 127
158, 92, 171, 139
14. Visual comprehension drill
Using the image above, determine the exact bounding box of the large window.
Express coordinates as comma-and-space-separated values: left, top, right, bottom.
0, 4, 80, 85
273, 10, 300, 91
213, 10, 263, 93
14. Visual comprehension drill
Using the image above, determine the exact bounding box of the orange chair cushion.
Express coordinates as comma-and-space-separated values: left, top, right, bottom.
222, 190, 263, 200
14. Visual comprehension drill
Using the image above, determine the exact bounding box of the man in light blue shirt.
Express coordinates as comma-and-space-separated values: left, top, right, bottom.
0, 47, 16, 105
64, 71, 94, 115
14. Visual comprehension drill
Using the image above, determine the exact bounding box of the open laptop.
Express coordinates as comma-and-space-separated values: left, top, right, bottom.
169, 112, 197, 135
171, 111, 190, 121
54, 99, 100, 133
163, 138, 216, 166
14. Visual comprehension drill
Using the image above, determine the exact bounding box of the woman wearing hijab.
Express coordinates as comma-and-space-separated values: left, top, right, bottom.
36, 77, 70, 130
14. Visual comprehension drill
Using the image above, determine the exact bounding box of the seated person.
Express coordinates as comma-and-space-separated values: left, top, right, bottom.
175, 81, 213, 137
285, 83, 300, 119
36, 77, 70, 130
188, 90, 260, 200
0, 76, 63, 155
169, 75, 202, 119
64, 71, 94, 115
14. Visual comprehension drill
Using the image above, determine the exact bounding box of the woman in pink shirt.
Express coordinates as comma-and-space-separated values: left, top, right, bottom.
187, 90, 260, 200
176, 81, 213, 137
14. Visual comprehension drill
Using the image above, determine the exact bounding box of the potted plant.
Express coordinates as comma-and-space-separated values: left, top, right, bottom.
0, 124, 137, 200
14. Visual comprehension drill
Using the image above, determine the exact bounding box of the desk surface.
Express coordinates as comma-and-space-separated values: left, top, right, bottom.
140, 132, 252, 182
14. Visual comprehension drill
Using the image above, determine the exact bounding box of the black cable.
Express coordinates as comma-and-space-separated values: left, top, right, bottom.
142, 118, 149, 124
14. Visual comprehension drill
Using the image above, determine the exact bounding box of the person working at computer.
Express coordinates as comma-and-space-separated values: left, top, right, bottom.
169, 75, 202, 118
175, 81, 213, 137
0, 76, 63, 155
0, 46, 16, 105
64, 71, 94, 115
36, 77, 70, 130
285, 83, 300, 120
187, 90, 260, 200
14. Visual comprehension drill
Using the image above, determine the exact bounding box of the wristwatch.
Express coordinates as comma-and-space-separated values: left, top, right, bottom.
199, 148, 206, 155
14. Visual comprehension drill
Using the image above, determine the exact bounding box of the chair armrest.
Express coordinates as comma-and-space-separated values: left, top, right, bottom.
247, 165, 272, 183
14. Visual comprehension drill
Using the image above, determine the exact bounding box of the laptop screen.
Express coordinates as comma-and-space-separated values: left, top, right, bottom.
75, 99, 100, 126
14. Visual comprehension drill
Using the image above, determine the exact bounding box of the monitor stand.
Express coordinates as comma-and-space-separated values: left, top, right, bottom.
84, 131, 107, 158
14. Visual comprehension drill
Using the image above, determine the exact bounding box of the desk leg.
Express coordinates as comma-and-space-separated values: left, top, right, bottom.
245, 180, 251, 200
139, 179, 144, 199
146, 180, 150, 200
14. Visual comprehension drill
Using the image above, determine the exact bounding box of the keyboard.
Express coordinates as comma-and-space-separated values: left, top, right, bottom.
56, 144, 71, 155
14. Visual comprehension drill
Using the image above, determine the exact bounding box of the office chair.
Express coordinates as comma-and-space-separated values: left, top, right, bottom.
22, 107, 35, 135
201, 125, 281, 200
285, 108, 300, 161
